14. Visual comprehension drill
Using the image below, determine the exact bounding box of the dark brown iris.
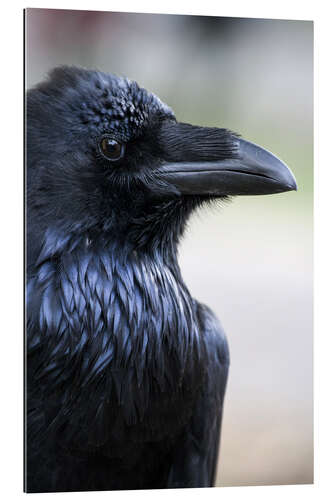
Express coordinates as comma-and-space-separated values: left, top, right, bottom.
99, 137, 124, 161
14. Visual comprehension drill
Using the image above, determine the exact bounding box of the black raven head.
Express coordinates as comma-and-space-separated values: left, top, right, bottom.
27, 66, 296, 249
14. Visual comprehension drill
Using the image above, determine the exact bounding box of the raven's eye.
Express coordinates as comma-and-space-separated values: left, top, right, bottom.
99, 136, 125, 161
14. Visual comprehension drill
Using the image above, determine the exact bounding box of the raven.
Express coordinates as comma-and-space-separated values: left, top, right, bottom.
26, 66, 297, 493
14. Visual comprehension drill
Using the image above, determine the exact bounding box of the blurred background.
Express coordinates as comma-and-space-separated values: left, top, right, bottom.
25, 9, 313, 487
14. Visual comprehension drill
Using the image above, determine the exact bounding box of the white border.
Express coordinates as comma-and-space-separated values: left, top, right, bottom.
1, 1, 331, 499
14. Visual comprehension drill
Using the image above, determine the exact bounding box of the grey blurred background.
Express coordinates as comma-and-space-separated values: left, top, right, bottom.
25, 9, 313, 487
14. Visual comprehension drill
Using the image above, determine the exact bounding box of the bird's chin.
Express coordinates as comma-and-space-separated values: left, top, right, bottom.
158, 138, 297, 197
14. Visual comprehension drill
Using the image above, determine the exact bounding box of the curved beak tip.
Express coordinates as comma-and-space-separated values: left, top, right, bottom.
281, 165, 298, 193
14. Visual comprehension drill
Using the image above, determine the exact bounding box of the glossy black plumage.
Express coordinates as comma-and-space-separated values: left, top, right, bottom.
26, 66, 295, 492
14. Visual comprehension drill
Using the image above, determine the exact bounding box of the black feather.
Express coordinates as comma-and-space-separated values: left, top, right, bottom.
26, 66, 230, 492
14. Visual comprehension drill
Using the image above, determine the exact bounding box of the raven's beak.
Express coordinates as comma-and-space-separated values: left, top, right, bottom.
159, 132, 297, 196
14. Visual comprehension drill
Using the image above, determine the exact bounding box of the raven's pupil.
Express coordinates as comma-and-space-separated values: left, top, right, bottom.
100, 138, 122, 160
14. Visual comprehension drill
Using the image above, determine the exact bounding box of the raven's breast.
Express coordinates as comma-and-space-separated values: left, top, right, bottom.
27, 243, 204, 452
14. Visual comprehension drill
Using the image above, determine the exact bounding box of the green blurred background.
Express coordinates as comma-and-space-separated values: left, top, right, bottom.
25, 9, 313, 487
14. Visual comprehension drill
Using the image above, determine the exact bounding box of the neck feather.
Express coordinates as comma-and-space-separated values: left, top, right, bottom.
28, 230, 203, 428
